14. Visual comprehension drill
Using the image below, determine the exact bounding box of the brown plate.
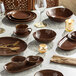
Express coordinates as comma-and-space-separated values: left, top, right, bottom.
11, 11, 31, 20
46, 7, 73, 22
0, 37, 27, 56
4, 56, 43, 73
58, 35, 76, 51
6, 11, 37, 23
33, 29, 56, 43
34, 70, 64, 76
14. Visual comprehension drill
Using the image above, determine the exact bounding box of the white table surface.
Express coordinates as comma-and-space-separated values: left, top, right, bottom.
0, 6, 76, 76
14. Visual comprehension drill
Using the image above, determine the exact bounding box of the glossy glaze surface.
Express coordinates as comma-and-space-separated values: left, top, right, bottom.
11, 11, 31, 19
5, 56, 43, 73
68, 31, 76, 41
33, 29, 56, 43
6, 11, 37, 23
0, 37, 27, 56
46, 8, 73, 22
58, 35, 76, 51
34, 70, 63, 76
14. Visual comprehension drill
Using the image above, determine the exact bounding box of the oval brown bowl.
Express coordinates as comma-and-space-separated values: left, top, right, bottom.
46, 7, 73, 22
34, 69, 64, 76
33, 29, 56, 43
4, 56, 43, 73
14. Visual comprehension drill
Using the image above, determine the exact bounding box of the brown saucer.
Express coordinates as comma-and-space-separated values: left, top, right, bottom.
0, 37, 27, 56
34, 70, 63, 76
58, 35, 76, 51
46, 7, 73, 22
11, 11, 31, 20
4, 56, 43, 73
6, 11, 37, 23
13, 29, 32, 38
33, 29, 56, 43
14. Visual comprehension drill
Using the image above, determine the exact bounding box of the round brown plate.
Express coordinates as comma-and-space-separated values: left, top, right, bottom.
34, 70, 64, 76
11, 11, 31, 20
6, 11, 37, 23
0, 37, 27, 56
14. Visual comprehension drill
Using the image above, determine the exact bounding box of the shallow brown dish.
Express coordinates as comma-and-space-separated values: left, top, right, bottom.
46, 7, 73, 22
11, 11, 31, 20
33, 29, 56, 43
4, 56, 43, 73
26, 56, 40, 64
58, 35, 76, 51
6, 11, 37, 23
34, 70, 64, 76
0, 37, 27, 56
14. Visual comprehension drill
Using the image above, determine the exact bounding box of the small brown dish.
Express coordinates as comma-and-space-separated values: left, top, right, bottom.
34, 69, 64, 76
11, 56, 26, 68
46, 7, 73, 22
58, 31, 76, 51
33, 29, 56, 43
68, 31, 76, 41
0, 37, 27, 56
26, 56, 40, 64
4, 56, 43, 73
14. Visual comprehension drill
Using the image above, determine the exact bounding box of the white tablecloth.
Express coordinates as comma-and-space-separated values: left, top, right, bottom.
0, 6, 76, 76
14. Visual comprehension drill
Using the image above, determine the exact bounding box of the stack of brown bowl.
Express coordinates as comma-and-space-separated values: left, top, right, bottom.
6, 10, 37, 23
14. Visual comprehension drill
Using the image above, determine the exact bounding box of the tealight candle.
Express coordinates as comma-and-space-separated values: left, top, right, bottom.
38, 44, 47, 53
65, 19, 74, 32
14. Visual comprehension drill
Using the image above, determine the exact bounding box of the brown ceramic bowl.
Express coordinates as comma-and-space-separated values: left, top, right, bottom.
33, 29, 56, 43
11, 56, 26, 68
46, 7, 73, 22
68, 31, 76, 41
34, 70, 64, 76
26, 56, 40, 64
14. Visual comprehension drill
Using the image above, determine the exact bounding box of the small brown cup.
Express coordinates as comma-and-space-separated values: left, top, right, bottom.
26, 56, 39, 65
11, 56, 26, 68
16, 24, 32, 35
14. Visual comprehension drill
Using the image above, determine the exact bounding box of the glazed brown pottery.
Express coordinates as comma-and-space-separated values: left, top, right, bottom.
4, 56, 43, 73
6, 11, 37, 23
46, 7, 73, 22
11, 11, 31, 20
33, 29, 56, 43
11, 56, 26, 68
58, 31, 76, 51
16, 24, 32, 35
68, 31, 76, 41
34, 70, 64, 76
0, 37, 27, 56
26, 56, 40, 64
